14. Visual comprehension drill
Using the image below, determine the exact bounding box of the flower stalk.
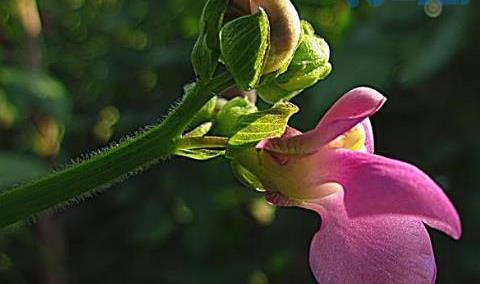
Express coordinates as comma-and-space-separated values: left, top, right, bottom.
0, 73, 233, 228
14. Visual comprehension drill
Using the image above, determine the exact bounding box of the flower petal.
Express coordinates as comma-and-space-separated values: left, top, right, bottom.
360, 118, 374, 153
258, 87, 385, 155
313, 87, 385, 146
321, 149, 462, 239
306, 192, 436, 284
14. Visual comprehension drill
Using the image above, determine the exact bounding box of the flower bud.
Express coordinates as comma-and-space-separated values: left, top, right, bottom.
257, 21, 332, 103
221, 86, 257, 104
186, 83, 218, 128
250, 0, 301, 74
230, 0, 301, 74
214, 96, 257, 136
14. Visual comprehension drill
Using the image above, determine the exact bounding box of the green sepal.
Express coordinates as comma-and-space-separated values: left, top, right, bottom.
191, 0, 229, 80
219, 8, 270, 90
184, 122, 213, 138
175, 148, 225, 161
231, 159, 265, 192
257, 21, 332, 104
228, 101, 298, 148
214, 96, 257, 136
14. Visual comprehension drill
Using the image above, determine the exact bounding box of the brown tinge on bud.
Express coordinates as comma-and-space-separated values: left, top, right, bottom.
229, 0, 301, 74
221, 86, 257, 104
231, 0, 251, 13
250, 0, 301, 74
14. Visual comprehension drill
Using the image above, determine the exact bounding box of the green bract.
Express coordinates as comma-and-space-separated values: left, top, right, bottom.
231, 159, 266, 192
228, 101, 298, 148
214, 96, 258, 136
184, 122, 213, 138
257, 21, 332, 104
219, 9, 270, 90
176, 148, 225, 161
191, 0, 229, 80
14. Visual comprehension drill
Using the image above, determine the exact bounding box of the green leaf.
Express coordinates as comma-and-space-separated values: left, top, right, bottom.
219, 9, 270, 90
191, 0, 229, 80
228, 101, 298, 148
184, 122, 213, 138
176, 148, 225, 160
0, 152, 49, 192
0, 68, 71, 122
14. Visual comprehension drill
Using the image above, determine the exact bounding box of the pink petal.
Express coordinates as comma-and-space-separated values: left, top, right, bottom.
258, 87, 386, 155
306, 192, 437, 284
321, 149, 462, 239
313, 87, 385, 146
360, 118, 374, 153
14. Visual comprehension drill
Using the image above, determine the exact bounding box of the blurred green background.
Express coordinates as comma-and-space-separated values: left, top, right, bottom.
0, 0, 478, 283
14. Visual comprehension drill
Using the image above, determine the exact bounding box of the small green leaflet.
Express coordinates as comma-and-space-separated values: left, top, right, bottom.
176, 149, 225, 161
191, 0, 229, 80
219, 8, 270, 90
228, 101, 299, 148
184, 122, 213, 138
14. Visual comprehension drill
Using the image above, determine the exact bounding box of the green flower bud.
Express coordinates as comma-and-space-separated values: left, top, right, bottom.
214, 96, 257, 136
257, 21, 332, 104
186, 83, 218, 129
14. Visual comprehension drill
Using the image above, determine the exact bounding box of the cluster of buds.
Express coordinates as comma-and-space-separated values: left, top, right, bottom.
192, 0, 331, 106
190, 0, 332, 136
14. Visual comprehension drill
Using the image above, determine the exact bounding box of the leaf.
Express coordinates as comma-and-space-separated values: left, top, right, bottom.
0, 68, 71, 122
0, 152, 49, 192
191, 0, 229, 80
176, 148, 225, 160
219, 9, 270, 90
184, 122, 213, 138
228, 101, 299, 148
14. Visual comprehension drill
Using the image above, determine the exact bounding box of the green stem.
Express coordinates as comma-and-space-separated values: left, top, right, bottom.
0, 74, 234, 228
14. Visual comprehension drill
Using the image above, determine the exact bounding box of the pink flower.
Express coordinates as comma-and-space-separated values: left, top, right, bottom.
235, 87, 461, 283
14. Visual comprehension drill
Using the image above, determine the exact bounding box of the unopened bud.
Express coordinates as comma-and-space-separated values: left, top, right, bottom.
214, 96, 257, 136
251, 0, 301, 74
257, 21, 332, 103
221, 86, 257, 104
230, 0, 301, 74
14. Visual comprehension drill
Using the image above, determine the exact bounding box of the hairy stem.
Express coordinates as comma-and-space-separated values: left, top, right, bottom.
0, 74, 234, 228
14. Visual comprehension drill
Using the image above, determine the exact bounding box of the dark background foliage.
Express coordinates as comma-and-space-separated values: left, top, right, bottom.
0, 0, 478, 283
